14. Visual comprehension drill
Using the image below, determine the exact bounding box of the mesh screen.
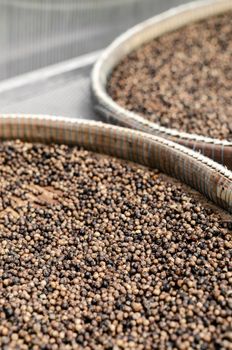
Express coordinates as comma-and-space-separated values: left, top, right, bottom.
0, 0, 193, 80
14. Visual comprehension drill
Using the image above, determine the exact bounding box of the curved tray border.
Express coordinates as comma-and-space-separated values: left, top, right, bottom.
91, 0, 232, 169
0, 113, 232, 213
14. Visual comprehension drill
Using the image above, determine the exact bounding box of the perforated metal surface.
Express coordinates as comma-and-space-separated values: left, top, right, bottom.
0, 0, 194, 80
0, 0, 194, 118
0, 52, 100, 120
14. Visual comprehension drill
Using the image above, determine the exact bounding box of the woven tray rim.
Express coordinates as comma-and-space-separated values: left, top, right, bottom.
0, 113, 232, 213
91, 0, 232, 146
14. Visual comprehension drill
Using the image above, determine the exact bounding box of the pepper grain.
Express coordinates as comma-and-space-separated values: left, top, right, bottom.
108, 12, 232, 140
0, 140, 231, 350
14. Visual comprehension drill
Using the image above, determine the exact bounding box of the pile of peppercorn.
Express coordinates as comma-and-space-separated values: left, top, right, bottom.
108, 12, 232, 140
0, 141, 231, 349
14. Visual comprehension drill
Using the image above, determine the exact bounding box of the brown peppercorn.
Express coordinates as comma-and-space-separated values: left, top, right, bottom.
0, 140, 230, 349
108, 11, 232, 140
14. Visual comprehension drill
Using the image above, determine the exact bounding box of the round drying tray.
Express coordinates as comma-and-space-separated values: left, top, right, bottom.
91, 0, 232, 170
0, 114, 232, 213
